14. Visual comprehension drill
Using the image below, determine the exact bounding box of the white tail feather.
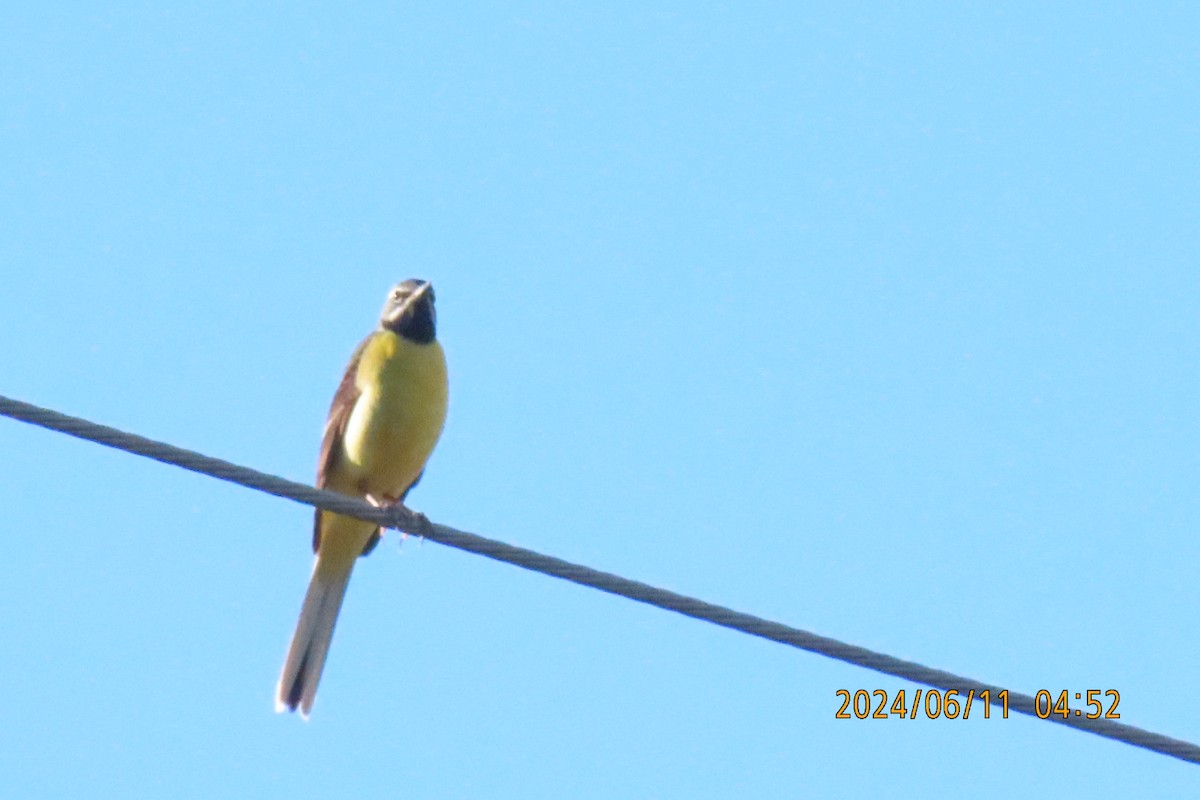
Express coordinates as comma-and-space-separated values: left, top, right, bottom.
275, 558, 354, 718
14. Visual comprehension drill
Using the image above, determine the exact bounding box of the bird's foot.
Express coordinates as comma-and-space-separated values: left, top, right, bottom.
372, 497, 432, 542
408, 509, 433, 542
397, 506, 432, 542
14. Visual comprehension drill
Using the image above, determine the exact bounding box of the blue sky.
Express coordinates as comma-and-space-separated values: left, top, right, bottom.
2, 2, 1198, 797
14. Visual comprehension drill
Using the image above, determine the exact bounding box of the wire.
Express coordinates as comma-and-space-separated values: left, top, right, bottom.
2, 392, 1197, 764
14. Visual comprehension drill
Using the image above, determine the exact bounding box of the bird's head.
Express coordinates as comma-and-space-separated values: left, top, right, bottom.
379, 279, 437, 343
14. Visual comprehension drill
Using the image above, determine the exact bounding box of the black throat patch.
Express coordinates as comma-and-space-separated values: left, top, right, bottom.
384, 297, 436, 344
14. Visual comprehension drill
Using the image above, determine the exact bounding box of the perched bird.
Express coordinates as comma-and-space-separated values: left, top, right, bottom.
276, 280, 448, 717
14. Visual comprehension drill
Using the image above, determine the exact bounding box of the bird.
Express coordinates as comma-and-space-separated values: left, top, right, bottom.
276, 279, 448, 718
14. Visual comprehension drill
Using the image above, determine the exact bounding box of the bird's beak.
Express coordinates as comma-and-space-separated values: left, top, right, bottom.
409, 281, 432, 302
383, 281, 432, 326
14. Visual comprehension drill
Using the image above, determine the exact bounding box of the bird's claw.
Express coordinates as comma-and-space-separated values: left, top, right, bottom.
407, 509, 433, 541
372, 499, 432, 543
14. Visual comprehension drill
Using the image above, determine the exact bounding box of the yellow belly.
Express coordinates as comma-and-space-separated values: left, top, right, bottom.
338, 331, 448, 502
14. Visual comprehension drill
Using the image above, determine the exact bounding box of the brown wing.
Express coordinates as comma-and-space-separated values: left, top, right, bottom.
312, 336, 374, 553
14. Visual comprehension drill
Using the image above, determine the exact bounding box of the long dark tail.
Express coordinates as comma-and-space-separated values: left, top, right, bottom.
275, 557, 353, 718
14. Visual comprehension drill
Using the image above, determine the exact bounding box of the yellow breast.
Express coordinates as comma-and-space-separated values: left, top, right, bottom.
340, 330, 448, 501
